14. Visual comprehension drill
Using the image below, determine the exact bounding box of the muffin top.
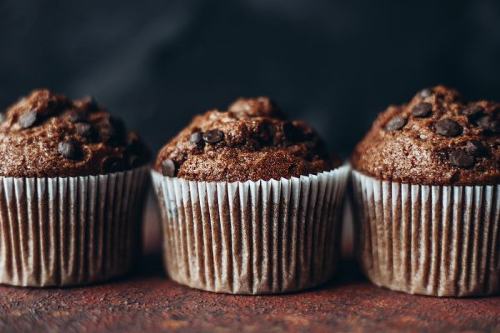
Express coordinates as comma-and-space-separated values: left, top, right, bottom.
155, 97, 339, 182
352, 86, 500, 185
0, 89, 150, 177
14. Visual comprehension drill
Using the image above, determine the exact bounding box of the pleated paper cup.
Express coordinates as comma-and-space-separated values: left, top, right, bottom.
152, 165, 350, 294
351, 170, 499, 297
0, 166, 149, 287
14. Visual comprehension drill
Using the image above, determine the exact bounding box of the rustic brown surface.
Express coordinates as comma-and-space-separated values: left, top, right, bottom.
0, 256, 498, 333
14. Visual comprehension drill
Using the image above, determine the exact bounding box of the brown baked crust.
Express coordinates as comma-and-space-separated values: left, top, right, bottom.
351, 86, 500, 185
0, 89, 150, 177
155, 97, 339, 182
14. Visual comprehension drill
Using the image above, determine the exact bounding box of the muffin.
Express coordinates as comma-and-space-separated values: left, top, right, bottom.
152, 97, 349, 294
351, 86, 499, 297
0, 89, 150, 287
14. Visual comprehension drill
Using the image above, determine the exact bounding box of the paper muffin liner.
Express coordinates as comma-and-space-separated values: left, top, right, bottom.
152, 165, 350, 294
351, 170, 499, 297
0, 166, 149, 287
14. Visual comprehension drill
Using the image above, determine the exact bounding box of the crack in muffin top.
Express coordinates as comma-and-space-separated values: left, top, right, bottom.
155, 97, 339, 182
352, 86, 500, 185
0, 89, 150, 177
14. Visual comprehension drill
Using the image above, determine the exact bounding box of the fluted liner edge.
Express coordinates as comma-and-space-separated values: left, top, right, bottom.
0, 166, 149, 287
152, 165, 350, 294
352, 170, 499, 297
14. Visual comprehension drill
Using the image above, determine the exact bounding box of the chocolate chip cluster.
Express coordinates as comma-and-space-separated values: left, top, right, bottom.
161, 121, 324, 178
156, 97, 334, 181
383, 87, 498, 169
0, 89, 150, 177
161, 129, 225, 176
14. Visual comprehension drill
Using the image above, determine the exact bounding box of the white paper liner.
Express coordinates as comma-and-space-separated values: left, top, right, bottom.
0, 166, 149, 287
352, 170, 499, 297
152, 165, 350, 294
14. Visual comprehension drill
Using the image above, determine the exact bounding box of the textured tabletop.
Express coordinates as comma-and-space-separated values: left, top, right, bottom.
0, 256, 498, 333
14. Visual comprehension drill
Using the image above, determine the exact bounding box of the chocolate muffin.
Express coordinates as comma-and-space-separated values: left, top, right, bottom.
154, 97, 339, 181
351, 86, 499, 297
152, 97, 350, 294
0, 89, 150, 287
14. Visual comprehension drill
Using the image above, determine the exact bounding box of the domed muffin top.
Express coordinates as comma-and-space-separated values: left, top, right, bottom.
352, 86, 500, 185
0, 89, 150, 177
155, 97, 339, 182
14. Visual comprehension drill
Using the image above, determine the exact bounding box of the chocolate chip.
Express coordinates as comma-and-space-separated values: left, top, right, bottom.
67, 109, 89, 123
79, 96, 99, 112
477, 115, 500, 134
98, 127, 113, 144
126, 132, 144, 155
465, 140, 488, 157
101, 156, 125, 173
99, 116, 126, 145
305, 139, 319, 151
449, 150, 475, 168
190, 132, 204, 146
434, 119, 462, 137
18, 110, 38, 129
202, 129, 224, 144
384, 116, 407, 131
58, 141, 82, 160
419, 88, 432, 98
491, 119, 500, 134
43, 99, 66, 117
258, 122, 274, 144
161, 159, 176, 177
75, 122, 96, 140
460, 105, 484, 122
412, 102, 433, 117
476, 116, 489, 129
283, 122, 304, 141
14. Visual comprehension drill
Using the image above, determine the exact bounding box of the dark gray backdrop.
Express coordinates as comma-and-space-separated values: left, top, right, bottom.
1, 0, 499, 156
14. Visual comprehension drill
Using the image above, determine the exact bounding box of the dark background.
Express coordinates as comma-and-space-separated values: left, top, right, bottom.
1, 0, 499, 157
